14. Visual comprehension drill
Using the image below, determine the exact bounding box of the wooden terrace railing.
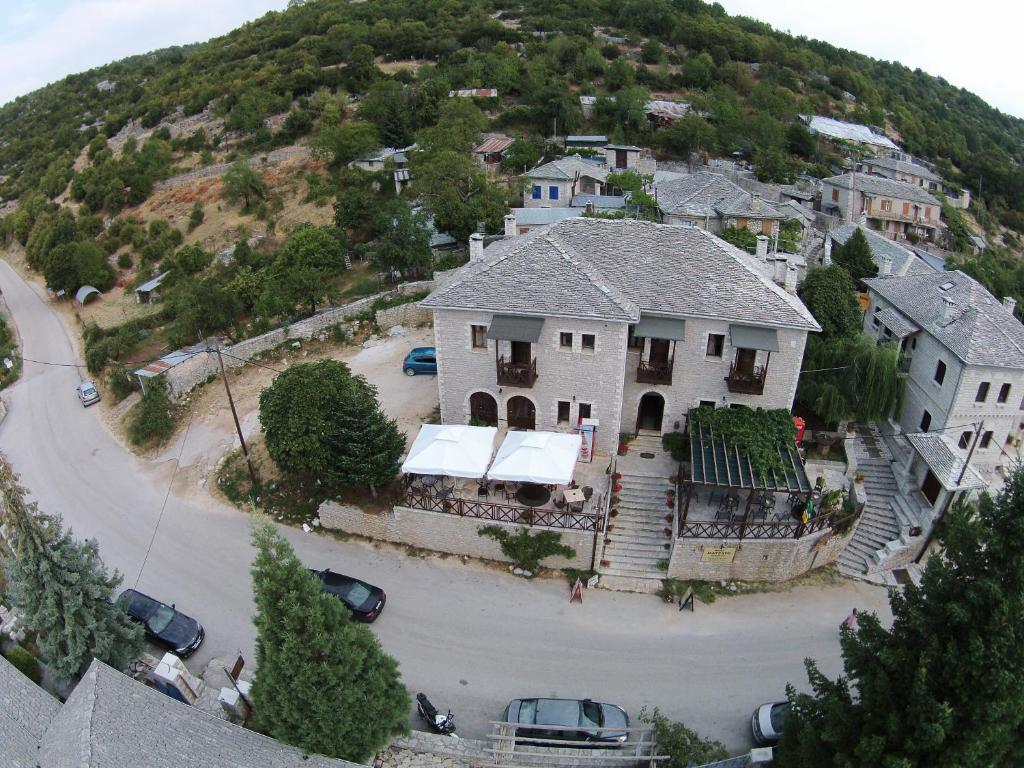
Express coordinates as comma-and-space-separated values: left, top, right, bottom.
402, 488, 602, 532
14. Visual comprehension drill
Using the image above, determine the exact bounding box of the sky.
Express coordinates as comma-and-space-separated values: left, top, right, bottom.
720, 0, 1024, 118
0, 0, 1021, 118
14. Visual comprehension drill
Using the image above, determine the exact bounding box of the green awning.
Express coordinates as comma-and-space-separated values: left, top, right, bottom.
729, 324, 779, 352
634, 315, 686, 341
486, 315, 544, 343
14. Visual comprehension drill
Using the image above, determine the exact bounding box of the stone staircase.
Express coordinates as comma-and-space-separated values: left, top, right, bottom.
599, 433, 675, 591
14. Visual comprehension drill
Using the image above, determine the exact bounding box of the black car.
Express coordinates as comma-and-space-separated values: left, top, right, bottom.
117, 589, 204, 657
504, 698, 629, 744
308, 568, 386, 622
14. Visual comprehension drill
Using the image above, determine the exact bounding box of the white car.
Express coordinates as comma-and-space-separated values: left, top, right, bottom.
751, 700, 789, 746
76, 381, 100, 407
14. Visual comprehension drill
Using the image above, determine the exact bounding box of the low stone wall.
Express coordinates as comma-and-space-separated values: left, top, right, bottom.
162, 280, 433, 397
318, 501, 593, 569
376, 302, 433, 331
667, 523, 855, 582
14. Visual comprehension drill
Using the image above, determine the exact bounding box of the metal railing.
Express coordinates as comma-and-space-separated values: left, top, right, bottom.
497, 356, 538, 387
402, 489, 602, 531
678, 506, 859, 540
636, 359, 673, 385
725, 363, 767, 394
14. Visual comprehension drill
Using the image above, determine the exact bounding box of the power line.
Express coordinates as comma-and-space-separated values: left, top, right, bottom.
20, 356, 83, 369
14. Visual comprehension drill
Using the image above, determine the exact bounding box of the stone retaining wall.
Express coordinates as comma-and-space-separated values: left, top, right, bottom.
162, 281, 433, 397
376, 302, 433, 331
318, 501, 593, 569
667, 523, 855, 582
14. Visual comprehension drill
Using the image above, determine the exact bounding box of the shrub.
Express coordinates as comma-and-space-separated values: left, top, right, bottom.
116, 252, 133, 269
478, 525, 576, 573
4, 646, 41, 684
107, 362, 135, 402
328, 323, 350, 344
127, 381, 175, 446
639, 707, 728, 767
662, 431, 689, 462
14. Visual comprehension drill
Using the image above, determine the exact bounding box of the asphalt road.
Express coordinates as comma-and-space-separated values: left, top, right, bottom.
0, 258, 892, 752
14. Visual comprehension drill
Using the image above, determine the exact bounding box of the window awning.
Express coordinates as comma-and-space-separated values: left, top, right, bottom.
486, 315, 544, 343
634, 315, 686, 341
730, 324, 779, 352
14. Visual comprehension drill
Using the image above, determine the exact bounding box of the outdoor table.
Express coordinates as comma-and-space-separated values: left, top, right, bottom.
516, 483, 552, 508
420, 475, 440, 488
562, 488, 586, 505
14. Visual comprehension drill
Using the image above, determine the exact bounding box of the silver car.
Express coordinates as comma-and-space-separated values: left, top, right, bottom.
76, 381, 100, 407
751, 700, 790, 746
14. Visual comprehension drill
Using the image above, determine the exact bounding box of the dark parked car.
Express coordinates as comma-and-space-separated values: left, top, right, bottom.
117, 589, 204, 657
751, 701, 790, 746
403, 347, 437, 376
504, 698, 629, 744
309, 568, 386, 622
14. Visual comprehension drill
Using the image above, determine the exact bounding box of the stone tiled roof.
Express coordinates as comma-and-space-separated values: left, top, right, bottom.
875, 307, 919, 338
526, 155, 609, 182
863, 156, 940, 183
1, 655, 61, 768
822, 172, 939, 206
8, 657, 356, 767
905, 433, 988, 490
803, 115, 899, 149
511, 207, 582, 226
864, 270, 1024, 368
422, 218, 820, 331
653, 172, 785, 220
830, 223, 926, 277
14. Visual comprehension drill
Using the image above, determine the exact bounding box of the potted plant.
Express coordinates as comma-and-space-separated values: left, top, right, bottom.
612, 483, 623, 493
663, 527, 672, 536
612, 472, 622, 481
855, 470, 864, 483
609, 509, 619, 517
600, 559, 611, 568
666, 498, 674, 508
664, 515, 673, 523
618, 442, 628, 455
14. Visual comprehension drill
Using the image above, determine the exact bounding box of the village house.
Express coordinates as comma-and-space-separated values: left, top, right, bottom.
565, 134, 608, 150
604, 144, 643, 170
857, 156, 941, 190
419, 218, 820, 458
863, 270, 1024, 490
821, 172, 942, 242
653, 172, 786, 237
524, 155, 609, 208
473, 134, 515, 169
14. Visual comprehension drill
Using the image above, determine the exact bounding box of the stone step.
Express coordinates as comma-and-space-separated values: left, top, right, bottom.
854, 518, 899, 542
892, 494, 924, 528
843, 537, 881, 562
604, 539, 671, 555
606, 534, 672, 549
608, 524, 670, 538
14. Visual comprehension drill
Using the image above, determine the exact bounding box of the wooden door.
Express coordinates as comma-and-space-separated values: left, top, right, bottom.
648, 338, 670, 366
511, 341, 532, 365
921, 470, 942, 506
735, 348, 756, 376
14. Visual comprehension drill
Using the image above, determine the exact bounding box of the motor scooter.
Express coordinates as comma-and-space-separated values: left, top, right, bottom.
416, 692, 456, 735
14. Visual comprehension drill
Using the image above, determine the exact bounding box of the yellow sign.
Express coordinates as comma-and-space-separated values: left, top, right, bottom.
701, 546, 737, 563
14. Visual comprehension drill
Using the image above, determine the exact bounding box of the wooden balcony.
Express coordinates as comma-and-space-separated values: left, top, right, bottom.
726, 363, 767, 394
497, 356, 537, 388
636, 359, 673, 385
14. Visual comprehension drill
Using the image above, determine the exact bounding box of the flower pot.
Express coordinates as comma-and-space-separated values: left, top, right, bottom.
664, 515, 673, 523
612, 472, 622, 481
600, 559, 611, 568
666, 499, 674, 508
618, 443, 628, 455
609, 509, 618, 517
607, 524, 615, 531
663, 527, 672, 536
673, 420, 680, 430
612, 483, 623, 493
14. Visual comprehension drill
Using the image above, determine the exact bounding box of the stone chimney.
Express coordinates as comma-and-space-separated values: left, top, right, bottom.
858, 210, 868, 226
751, 192, 762, 213
504, 213, 517, 238
1003, 296, 1017, 315
941, 295, 957, 325
880, 253, 893, 276
784, 262, 799, 294
773, 255, 787, 285
755, 234, 769, 262
822, 233, 833, 266
469, 232, 485, 261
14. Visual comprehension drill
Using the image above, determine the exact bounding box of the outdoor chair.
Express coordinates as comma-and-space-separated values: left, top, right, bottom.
582, 486, 594, 501
477, 483, 489, 498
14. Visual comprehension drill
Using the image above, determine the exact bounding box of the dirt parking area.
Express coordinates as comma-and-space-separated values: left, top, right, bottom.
161, 326, 439, 501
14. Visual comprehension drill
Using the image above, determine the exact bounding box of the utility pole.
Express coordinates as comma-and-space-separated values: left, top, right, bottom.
213, 344, 258, 489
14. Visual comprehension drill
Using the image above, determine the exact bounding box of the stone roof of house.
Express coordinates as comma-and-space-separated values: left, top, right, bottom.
511, 207, 583, 226
802, 115, 899, 149
864, 270, 1024, 368
775, 199, 815, 227
822, 172, 939, 206
653, 172, 785, 221
422, 218, 820, 331
905, 433, 987, 490
0, 655, 355, 767
830, 223, 926, 277
875, 306, 919, 338
526, 155, 609, 182
863, 156, 941, 183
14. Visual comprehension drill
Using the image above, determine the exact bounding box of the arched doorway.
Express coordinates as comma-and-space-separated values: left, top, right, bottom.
469, 392, 498, 426
636, 392, 665, 433
507, 396, 536, 430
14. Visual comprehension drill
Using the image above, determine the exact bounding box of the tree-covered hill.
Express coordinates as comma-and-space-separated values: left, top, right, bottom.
1, 0, 1023, 226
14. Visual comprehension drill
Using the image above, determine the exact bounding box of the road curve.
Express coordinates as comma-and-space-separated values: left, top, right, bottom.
0, 257, 891, 751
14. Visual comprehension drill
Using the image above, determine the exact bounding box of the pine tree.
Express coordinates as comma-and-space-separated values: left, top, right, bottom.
334, 375, 407, 497
249, 520, 410, 761
777, 471, 1024, 768
0, 456, 143, 683
832, 228, 878, 284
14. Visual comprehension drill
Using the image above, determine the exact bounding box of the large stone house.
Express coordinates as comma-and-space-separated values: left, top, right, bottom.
652, 172, 786, 237
857, 156, 941, 190
420, 218, 820, 457
821, 172, 942, 242
863, 270, 1024, 490
524, 156, 609, 208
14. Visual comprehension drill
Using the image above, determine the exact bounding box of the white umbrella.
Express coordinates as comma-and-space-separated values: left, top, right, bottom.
401, 424, 497, 479
487, 431, 582, 485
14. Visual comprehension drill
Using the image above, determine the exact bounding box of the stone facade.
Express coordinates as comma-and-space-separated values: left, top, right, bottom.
318, 501, 594, 569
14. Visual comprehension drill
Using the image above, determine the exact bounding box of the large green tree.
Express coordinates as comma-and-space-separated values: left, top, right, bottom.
0, 456, 143, 683
797, 265, 862, 340
259, 360, 405, 494
265, 224, 345, 316
410, 150, 508, 242
249, 520, 409, 761
372, 202, 433, 278
832, 228, 878, 285
778, 471, 1024, 767
222, 161, 267, 210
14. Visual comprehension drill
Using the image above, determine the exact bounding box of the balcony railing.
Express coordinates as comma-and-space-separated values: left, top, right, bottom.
636, 359, 673, 385
898, 354, 913, 373
497, 356, 537, 388
726, 363, 767, 394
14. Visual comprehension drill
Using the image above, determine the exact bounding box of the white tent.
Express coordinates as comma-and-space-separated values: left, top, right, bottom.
401, 424, 497, 479
487, 431, 582, 485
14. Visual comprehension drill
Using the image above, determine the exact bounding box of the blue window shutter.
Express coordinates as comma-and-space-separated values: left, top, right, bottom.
549, 186, 559, 200
532, 185, 542, 199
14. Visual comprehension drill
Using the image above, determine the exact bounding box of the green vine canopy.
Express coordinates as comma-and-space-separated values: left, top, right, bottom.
688, 406, 796, 478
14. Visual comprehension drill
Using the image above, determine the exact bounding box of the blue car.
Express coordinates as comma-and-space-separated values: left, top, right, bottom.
403, 347, 437, 376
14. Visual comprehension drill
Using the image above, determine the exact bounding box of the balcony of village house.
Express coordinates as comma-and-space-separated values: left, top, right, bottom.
631, 315, 685, 386
488, 314, 543, 389
724, 324, 778, 395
